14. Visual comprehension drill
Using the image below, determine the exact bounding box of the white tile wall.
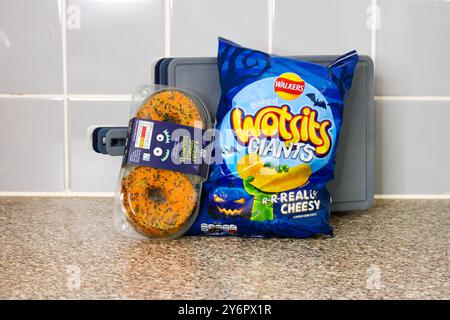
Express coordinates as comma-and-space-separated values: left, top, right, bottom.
273, 0, 372, 55
170, 0, 269, 56
376, 0, 450, 96
67, 0, 165, 94
375, 100, 450, 194
0, 0, 63, 93
68, 100, 130, 192
0, 98, 65, 191
0, 0, 449, 195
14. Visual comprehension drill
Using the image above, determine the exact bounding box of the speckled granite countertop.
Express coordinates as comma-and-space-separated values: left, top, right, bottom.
0, 198, 448, 299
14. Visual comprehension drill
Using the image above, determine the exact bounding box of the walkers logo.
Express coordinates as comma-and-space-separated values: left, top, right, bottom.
274, 72, 305, 100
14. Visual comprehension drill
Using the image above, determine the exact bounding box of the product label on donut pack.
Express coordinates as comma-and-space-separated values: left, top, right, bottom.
124, 118, 211, 179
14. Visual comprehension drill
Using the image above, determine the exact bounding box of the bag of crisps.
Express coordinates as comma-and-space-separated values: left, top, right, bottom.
188, 38, 359, 238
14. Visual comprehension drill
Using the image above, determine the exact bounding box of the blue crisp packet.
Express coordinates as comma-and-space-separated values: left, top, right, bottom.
188, 38, 359, 238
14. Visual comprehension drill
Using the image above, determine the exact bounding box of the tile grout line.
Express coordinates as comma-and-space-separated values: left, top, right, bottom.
2, 93, 450, 102
374, 96, 450, 101
370, 0, 377, 71
0, 192, 449, 199
0, 192, 115, 198
0, 94, 131, 100
374, 194, 450, 200
67, 94, 132, 101
165, 0, 172, 56
267, 0, 274, 53
61, 0, 70, 192
0, 94, 64, 99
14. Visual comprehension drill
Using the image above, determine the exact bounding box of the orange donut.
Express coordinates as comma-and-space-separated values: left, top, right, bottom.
122, 167, 197, 238
136, 89, 204, 128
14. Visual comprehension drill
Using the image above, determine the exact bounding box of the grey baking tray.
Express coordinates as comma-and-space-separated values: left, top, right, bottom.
159, 56, 374, 211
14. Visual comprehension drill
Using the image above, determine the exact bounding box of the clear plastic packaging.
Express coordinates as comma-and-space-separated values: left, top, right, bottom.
113, 85, 212, 240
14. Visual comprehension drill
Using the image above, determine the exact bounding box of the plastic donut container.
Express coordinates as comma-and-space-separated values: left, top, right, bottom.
113, 86, 213, 240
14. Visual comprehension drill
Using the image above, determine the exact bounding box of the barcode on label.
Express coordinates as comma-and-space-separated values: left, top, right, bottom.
135, 120, 153, 149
